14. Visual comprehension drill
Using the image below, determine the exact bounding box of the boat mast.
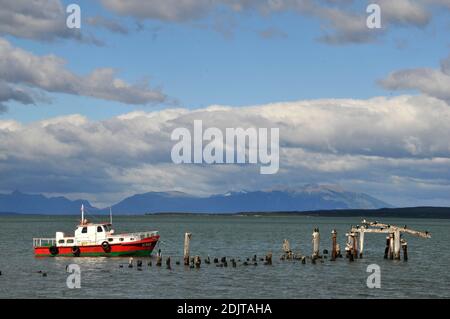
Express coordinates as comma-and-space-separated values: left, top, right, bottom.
81, 204, 84, 224
109, 207, 113, 225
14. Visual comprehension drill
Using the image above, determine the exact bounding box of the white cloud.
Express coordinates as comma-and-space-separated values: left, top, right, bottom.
0, 38, 166, 109
0, 0, 100, 43
98, 0, 449, 44
380, 54, 450, 103
1, 95, 449, 206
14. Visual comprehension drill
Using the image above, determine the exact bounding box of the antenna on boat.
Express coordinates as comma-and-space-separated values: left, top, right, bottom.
81, 204, 84, 224
109, 207, 113, 225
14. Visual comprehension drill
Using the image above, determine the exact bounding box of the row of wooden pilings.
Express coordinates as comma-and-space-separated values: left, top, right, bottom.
125, 226, 411, 270
282, 227, 408, 262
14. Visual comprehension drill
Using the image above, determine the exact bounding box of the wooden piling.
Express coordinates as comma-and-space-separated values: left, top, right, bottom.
312, 228, 320, 258
359, 230, 365, 258
402, 240, 408, 261
389, 233, 394, 260
166, 257, 171, 269
282, 239, 293, 259
345, 233, 352, 258
384, 236, 389, 259
331, 229, 337, 261
394, 230, 401, 260
352, 233, 358, 259
194, 256, 201, 268
336, 243, 341, 257
265, 252, 273, 265
183, 232, 192, 266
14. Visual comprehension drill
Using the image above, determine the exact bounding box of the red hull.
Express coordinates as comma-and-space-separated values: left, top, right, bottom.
34, 235, 159, 257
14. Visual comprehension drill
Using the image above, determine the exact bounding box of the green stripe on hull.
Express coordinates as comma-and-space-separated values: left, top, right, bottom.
36, 250, 154, 257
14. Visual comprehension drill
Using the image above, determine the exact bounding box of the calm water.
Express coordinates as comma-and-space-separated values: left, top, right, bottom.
0, 214, 449, 299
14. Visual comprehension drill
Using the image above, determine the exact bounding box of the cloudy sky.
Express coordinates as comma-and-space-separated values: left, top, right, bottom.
0, 0, 450, 207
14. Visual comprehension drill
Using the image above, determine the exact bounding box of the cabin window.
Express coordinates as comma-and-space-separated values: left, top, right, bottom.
119, 238, 124, 242
67, 239, 74, 244
81, 227, 87, 234
108, 238, 113, 242
58, 239, 65, 244
97, 226, 103, 232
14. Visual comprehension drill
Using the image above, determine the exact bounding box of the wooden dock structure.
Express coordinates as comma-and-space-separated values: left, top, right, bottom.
346, 220, 431, 260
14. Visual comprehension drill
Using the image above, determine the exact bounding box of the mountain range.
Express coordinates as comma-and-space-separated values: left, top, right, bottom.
0, 185, 391, 214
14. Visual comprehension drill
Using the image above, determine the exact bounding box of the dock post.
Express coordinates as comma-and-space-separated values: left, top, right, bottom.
384, 236, 389, 259
359, 230, 365, 258
265, 252, 273, 265
183, 232, 192, 266
394, 230, 401, 260
194, 256, 201, 268
402, 240, 408, 261
348, 235, 354, 262
345, 233, 352, 258
352, 233, 358, 259
331, 229, 337, 261
312, 228, 320, 258
282, 239, 292, 259
388, 233, 394, 260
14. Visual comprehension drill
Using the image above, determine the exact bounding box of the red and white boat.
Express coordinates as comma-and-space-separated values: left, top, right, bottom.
33, 205, 160, 257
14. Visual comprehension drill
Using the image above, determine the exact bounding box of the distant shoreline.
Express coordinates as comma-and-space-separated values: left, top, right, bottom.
1, 207, 450, 219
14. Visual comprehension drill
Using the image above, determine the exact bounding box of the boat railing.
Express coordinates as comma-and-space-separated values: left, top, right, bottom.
118, 231, 159, 240
33, 238, 56, 247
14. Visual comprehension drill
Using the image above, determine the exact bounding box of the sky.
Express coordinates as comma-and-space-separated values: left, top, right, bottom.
0, 0, 450, 207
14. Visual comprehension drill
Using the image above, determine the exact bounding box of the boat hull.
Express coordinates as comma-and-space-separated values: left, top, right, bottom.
34, 235, 159, 257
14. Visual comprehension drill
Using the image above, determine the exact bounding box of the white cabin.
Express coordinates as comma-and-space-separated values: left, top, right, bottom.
54, 222, 157, 247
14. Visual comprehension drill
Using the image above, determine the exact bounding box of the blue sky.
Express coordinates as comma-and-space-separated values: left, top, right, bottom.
5, 0, 449, 122
1, 0, 450, 207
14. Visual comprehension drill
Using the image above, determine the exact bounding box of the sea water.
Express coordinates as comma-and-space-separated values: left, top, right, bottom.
0, 214, 448, 298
